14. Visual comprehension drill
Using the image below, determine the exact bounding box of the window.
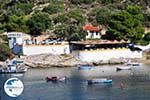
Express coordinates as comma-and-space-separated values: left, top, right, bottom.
96, 32, 99, 35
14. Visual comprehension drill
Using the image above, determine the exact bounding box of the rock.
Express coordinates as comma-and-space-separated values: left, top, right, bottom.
23, 54, 140, 68
23, 53, 87, 68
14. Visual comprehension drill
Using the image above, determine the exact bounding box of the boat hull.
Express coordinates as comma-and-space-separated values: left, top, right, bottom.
87, 78, 112, 84
78, 65, 92, 70
127, 63, 140, 66
0, 68, 28, 74
46, 76, 66, 82
116, 66, 131, 71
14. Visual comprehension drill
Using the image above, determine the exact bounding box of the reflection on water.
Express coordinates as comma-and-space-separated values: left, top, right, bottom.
0, 64, 150, 100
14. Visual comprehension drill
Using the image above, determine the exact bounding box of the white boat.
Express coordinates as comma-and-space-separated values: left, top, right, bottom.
116, 66, 131, 71
87, 78, 112, 84
11, 73, 24, 77
125, 62, 141, 66
0, 59, 28, 74
124, 60, 141, 66
0, 65, 28, 74
78, 65, 92, 70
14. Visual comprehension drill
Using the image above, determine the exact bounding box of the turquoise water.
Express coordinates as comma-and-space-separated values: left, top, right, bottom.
0, 65, 150, 100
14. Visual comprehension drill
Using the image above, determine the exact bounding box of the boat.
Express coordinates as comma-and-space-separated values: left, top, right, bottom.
116, 66, 131, 71
78, 65, 92, 70
0, 59, 28, 74
0, 65, 28, 74
125, 62, 141, 66
124, 60, 141, 66
87, 78, 112, 84
11, 73, 24, 77
46, 76, 66, 82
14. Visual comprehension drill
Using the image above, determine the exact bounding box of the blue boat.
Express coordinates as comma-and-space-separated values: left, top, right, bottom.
87, 78, 112, 84
78, 65, 92, 70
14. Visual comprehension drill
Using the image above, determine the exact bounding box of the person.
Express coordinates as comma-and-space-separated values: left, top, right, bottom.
8, 65, 11, 72
120, 82, 125, 89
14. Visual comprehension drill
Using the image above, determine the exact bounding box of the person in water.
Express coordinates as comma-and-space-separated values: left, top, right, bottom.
120, 82, 125, 89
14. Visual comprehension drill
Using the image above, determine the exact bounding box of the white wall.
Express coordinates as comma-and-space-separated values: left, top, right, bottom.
72, 48, 143, 62
23, 44, 70, 55
86, 31, 101, 39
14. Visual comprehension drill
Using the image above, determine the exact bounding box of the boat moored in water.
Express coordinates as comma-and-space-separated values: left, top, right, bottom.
78, 65, 92, 70
0, 65, 28, 74
87, 78, 112, 84
125, 62, 141, 66
0, 59, 28, 74
124, 60, 141, 66
46, 76, 66, 82
116, 66, 131, 71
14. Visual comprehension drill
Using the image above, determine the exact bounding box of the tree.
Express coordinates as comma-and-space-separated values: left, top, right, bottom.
6, 3, 33, 16
42, 4, 64, 14
54, 24, 85, 41
96, 8, 113, 26
5, 15, 29, 33
143, 32, 150, 43
0, 43, 13, 61
106, 5, 144, 43
53, 14, 70, 24
69, 0, 95, 5
67, 9, 86, 25
27, 12, 52, 35
98, 0, 119, 4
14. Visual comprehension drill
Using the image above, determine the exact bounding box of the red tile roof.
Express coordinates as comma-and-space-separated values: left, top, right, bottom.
82, 23, 101, 32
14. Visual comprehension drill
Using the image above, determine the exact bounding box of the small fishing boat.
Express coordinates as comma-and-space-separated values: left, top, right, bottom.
124, 60, 141, 66
87, 78, 112, 84
0, 65, 28, 74
0, 59, 28, 74
125, 62, 141, 66
116, 66, 131, 71
46, 76, 66, 82
11, 73, 24, 77
78, 65, 92, 70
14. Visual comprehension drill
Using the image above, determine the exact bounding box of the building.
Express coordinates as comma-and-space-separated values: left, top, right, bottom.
71, 40, 143, 62
5, 24, 143, 62
5, 32, 31, 55
82, 23, 102, 39
70, 23, 143, 62
6, 32, 70, 55
6, 32, 24, 48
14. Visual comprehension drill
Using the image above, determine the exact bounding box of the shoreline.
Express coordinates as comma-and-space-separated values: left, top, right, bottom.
1, 54, 150, 68
23, 54, 150, 68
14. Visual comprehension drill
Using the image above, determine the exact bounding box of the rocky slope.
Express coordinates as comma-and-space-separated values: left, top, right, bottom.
23, 53, 130, 68
23, 54, 86, 68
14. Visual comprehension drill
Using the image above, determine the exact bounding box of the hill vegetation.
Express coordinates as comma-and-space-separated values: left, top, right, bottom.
0, 35, 14, 61
0, 0, 150, 61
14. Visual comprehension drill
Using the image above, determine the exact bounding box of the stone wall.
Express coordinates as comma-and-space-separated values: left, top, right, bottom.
23, 44, 70, 55
72, 48, 143, 62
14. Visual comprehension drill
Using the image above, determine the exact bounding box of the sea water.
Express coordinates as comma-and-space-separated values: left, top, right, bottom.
0, 65, 150, 100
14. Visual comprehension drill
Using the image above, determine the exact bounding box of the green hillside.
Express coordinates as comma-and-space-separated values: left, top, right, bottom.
0, 35, 14, 61
0, 0, 150, 43
0, 0, 150, 61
